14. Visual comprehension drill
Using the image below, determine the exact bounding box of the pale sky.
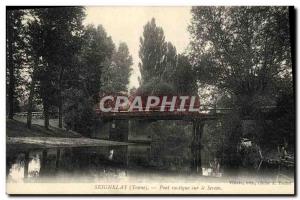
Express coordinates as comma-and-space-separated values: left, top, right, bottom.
84, 6, 192, 89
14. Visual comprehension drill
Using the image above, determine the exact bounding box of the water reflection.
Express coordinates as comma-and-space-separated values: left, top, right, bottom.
7, 143, 195, 183
7, 151, 40, 182
6, 143, 293, 183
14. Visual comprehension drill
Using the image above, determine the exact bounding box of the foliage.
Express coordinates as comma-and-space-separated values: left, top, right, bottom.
137, 78, 176, 96
101, 42, 133, 93
173, 54, 197, 95
6, 9, 26, 117
21, 8, 132, 135
78, 24, 114, 98
63, 24, 115, 136
31, 7, 85, 100
63, 88, 96, 135
189, 6, 292, 115
24, 7, 85, 128
139, 18, 167, 84
188, 7, 294, 163
139, 18, 197, 96
202, 112, 243, 168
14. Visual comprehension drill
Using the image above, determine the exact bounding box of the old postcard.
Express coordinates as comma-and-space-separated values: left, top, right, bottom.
6, 6, 295, 195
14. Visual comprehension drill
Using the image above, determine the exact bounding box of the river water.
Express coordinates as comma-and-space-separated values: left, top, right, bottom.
6, 143, 293, 183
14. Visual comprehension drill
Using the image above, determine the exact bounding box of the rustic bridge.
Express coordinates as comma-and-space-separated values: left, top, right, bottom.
95, 106, 233, 174
97, 110, 224, 120
94, 105, 277, 173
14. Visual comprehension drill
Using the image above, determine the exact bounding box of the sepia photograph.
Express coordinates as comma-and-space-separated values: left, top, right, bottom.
5, 6, 295, 195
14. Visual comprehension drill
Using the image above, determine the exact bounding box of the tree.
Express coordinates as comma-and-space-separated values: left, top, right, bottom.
25, 17, 43, 128
6, 8, 25, 119
172, 54, 197, 95
188, 7, 292, 116
80, 25, 114, 97
63, 24, 114, 136
161, 42, 177, 83
28, 7, 85, 129
137, 78, 176, 96
260, 74, 295, 149
188, 7, 294, 163
139, 18, 167, 84
101, 42, 133, 93
138, 18, 198, 97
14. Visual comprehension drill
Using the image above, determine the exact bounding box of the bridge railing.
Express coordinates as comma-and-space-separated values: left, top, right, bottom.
13, 105, 277, 118
95, 104, 234, 115
13, 111, 58, 118
198, 105, 233, 113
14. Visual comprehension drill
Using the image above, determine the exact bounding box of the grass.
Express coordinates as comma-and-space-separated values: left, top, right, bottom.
6, 119, 82, 138
6, 119, 131, 148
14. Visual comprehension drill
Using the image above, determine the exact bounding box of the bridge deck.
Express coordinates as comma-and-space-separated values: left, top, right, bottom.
96, 111, 223, 120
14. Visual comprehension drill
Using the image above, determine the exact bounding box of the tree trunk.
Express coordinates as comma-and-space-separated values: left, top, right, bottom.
43, 100, 49, 129
26, 77, 36, 129
58, 67, 64, 128
58, 94, 63, 128
8, 53, 14, 119
7, 13, 14, 120
71, 108, 75, 130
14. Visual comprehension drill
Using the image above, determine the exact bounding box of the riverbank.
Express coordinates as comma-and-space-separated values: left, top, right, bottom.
7, 119, 82, 138
7, 119, 131, 147
7, 137, 130, 148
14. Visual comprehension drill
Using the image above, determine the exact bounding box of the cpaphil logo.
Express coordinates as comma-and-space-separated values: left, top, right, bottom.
97, 95, 200, 112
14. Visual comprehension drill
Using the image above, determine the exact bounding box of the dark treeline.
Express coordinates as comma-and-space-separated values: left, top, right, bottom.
6, 7, 294, 165
188, 7, 294, 166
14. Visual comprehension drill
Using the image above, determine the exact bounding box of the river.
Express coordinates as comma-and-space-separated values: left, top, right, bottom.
6, 142, 293, 183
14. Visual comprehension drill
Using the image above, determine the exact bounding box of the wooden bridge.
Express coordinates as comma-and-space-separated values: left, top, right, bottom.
94, 105, 277, 174
94, 106, 233, 174
95, 106, 232, 120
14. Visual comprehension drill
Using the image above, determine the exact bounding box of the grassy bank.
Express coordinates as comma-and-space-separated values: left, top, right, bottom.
6, 119, 82, 138
7, 119, 132, 148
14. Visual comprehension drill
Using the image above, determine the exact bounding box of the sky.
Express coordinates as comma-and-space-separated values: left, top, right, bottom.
84, 6, 192, 89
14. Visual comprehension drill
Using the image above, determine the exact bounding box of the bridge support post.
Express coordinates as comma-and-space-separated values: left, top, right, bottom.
191, 119, 205, 175
109, 120, 129, 142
